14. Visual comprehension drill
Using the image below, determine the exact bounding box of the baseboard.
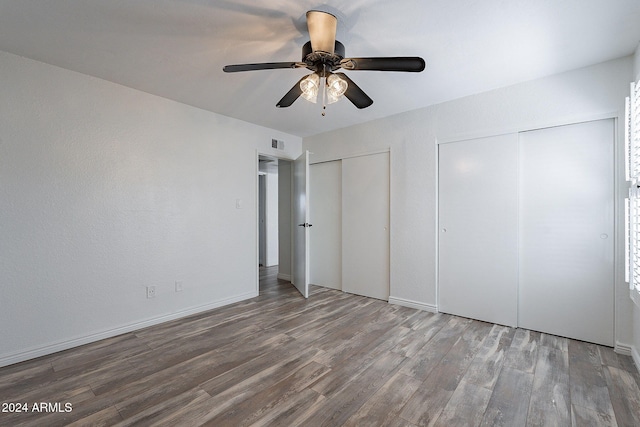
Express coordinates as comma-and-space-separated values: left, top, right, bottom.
277, 273, 292, 281
0, 291, 257, 368
615, 341, 632, 356
388, 296, 438, 313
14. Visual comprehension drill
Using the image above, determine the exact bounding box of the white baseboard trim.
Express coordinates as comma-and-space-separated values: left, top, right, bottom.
388, 296, 438, 313
277, 273, 292, 281
0, 291, 257, 368
615, 341, 632, 356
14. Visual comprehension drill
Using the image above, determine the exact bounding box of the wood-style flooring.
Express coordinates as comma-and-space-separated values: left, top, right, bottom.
1, 266, 639, 426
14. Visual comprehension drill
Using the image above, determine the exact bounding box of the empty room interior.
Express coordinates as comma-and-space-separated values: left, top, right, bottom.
2, 1, 640, 426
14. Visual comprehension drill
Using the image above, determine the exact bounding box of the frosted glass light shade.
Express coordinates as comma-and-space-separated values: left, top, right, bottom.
326, 73, 348, 104
300, 73, 319, 103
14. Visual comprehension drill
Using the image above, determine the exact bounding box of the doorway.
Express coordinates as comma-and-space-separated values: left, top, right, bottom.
258, 157, 278, 269
257, 155, 294, 292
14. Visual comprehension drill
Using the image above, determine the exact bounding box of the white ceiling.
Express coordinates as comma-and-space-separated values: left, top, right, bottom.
1, 0, 639, 137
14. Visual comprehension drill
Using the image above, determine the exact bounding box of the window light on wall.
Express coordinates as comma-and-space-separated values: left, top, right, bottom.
625, 79, 640, 304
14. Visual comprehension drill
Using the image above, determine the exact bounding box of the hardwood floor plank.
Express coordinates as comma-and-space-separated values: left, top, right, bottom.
195, 347, 323, 423
302, 352, 406, 426
399, 320, 493, 426
203, 361, 330, 427
503, 328, 540, 374
89, 322, 277, 398
342, 373, 422, 427
599, 345, 640, 388
432, 380, 493, 427
0, 362, 56, 398
104, 346, 257, 418
571, 404, 618, 427
3, 388, 117, 427
66, 406, 123, 427
402, 310, 447, 331
603, 366, 640, 427
392, 313, 451, 358
114, 388, 214, 427
526, 346, 571, 427
480, 367, 534, 427
199, 345, 317, 397
311, 305, 411, 367
462, 324, 515, 390
49, 333, 148, 373
539, 333, 569, 353
309, 324, 412, 397
568, 339, 617, 420
398, 315, 473, 381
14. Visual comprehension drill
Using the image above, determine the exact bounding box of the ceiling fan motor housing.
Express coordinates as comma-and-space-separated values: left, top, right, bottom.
302, 40, 345, 72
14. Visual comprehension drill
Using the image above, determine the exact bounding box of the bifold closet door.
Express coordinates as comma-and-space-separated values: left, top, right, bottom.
438, 134, 518, 327
342, 152, 390, 300
518, 119, 614, 346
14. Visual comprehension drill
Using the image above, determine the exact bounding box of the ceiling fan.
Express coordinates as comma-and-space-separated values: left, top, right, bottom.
223, 10, 425, 113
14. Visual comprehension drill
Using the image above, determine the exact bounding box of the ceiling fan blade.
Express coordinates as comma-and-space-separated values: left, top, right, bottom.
276, 76, 307, 108
223, 62, 304, 73
340, 57, 426, 72
306, 10, 337, 54
335, 73, 373, 109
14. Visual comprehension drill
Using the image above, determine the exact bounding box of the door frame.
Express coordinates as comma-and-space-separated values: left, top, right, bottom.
254, 151, 296, 296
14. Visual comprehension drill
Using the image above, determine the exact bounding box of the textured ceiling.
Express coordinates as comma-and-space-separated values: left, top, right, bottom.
1, 0, 639, 137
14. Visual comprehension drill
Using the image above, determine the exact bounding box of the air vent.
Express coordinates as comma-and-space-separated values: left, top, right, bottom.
271, 139, 285, 150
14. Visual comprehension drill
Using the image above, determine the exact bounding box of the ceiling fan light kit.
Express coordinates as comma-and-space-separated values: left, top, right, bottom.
223, 10, 425, 114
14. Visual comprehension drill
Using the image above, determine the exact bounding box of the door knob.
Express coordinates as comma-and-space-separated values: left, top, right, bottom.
298, 223, 313, 227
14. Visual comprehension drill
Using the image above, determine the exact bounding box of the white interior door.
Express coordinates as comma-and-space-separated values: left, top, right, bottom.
438, 134, 519, 327
342, 152, 390, 300
293, 151, 310, 298
518, 119, 614, 346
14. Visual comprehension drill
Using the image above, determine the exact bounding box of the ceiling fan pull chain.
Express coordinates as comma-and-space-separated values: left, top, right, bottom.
321, 75, 327, 116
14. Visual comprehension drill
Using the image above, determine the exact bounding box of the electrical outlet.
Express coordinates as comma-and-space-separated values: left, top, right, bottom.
175, 281, 183, 292
146, 286, 156, 299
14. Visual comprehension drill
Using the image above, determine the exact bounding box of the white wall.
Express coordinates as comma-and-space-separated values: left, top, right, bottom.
258, 161, 279, 267
265, 170, 279, 267
0, 51, 301, 366
304, 56, 634, 347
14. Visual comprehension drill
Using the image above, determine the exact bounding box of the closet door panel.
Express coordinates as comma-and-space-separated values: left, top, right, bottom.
438, 134, 518, 327
342, 152, 390, 300
518, 119, 614, 346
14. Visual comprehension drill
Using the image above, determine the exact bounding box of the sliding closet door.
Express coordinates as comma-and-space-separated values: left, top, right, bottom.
438, 134, 518, 327
518, 119, 614, 346
342, 152, 390, 300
